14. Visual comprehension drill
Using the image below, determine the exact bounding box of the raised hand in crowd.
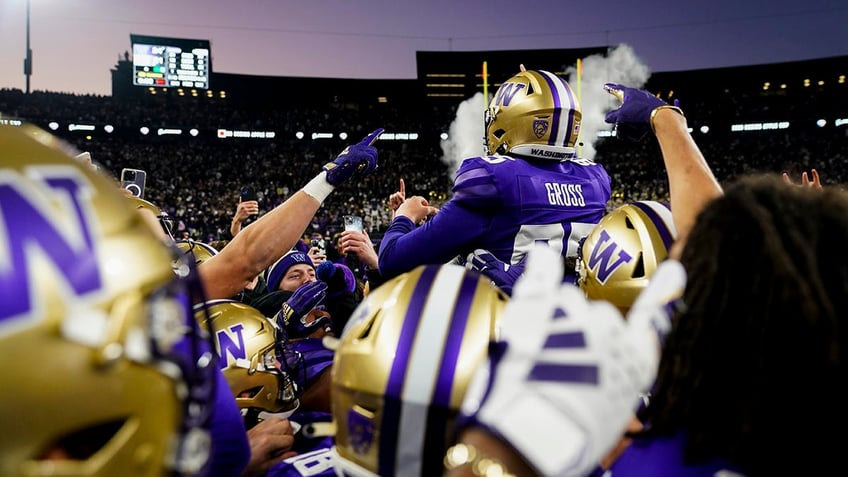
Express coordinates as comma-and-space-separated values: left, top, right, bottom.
339, 228, 379, 270
782, 168, 823, 190
388, 177, 406, 218
200, 127, 383, 300
230, 197, 260, 237
394, 195, 439, 225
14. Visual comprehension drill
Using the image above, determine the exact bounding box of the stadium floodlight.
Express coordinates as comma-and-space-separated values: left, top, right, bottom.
440, 132, 449, 141
140, 126, 150, 135
816, 119, 827, 128
104, 125, 114, 133
700, 125, 710, 134
48, 122, 58, 131
295, 131, 304, 139
339, 132, 348, 140
190, 128, 199, 137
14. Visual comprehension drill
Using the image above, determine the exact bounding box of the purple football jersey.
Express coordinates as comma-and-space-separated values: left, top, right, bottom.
379, 155, 610, 283
610, 433, 744, 477
267, 411, 336, 477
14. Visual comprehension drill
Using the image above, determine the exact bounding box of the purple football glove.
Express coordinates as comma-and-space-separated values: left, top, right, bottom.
277, 280, 327, 330
322, 128, 384, 186
465, 249, 525, 296
603, 83, 683, 141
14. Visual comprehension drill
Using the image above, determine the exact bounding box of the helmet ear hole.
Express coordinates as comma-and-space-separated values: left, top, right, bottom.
632, 253, 646, 279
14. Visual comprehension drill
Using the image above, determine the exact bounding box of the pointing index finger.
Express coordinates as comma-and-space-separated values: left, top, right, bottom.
603, 83, 624, 103
359, 128, 385, 146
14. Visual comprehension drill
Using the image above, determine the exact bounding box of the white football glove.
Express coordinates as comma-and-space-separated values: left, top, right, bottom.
459, 246, 686, 477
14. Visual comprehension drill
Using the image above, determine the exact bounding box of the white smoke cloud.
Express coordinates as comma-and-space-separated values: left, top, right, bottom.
439, 92, 487, 177
439, 43, 651, 172
566, 44, 651, 160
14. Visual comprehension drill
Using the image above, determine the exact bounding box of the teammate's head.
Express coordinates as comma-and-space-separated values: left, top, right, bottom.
0, 125, 215, 476
648, 174, 848, 475
198, 300, 301, 429
331, 264, 507, 476
264, 250, 315, 292
577, 201, 677, 314
485, 69, 582, 159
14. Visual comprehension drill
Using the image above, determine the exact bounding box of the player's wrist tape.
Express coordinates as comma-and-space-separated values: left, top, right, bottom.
444, 443, 516, 477
650, 105, 684, 133
302, 171, 335, 203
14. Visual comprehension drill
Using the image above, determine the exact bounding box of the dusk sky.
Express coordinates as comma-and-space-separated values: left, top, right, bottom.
1, 0, 846, 96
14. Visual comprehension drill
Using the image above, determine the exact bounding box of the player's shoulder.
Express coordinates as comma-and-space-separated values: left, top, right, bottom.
452, 155, 517, 204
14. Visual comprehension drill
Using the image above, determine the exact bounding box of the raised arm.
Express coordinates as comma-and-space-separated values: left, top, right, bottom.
200, 128, 383, 299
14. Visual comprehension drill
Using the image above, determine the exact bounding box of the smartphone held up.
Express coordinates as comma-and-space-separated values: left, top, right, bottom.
343, 215, 363, 233
121, 168, 147, 199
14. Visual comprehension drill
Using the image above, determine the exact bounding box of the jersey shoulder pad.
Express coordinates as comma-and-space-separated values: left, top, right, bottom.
451, 156, 514, 206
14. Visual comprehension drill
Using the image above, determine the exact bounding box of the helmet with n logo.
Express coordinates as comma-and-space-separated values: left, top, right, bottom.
0, 124, 215, 476
577, 201, 677, 314
199, 299, 300, 427
485, 69, 582, 159
331, 264, 507, 477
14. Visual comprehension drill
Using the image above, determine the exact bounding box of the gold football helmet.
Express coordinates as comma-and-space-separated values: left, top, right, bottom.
0, 124, 215, 477
485, 69, 582, 158
577, 201, 678, 314
331, 264, 508, 477
199, 300, 300, 428
127, 196, 175, 240
176, 239, 219, 265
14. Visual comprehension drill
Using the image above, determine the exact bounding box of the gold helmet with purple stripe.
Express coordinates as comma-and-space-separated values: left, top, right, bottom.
485, 69, 582, 160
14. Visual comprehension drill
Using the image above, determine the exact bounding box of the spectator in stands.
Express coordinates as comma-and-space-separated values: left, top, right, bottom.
378, 69, 611, 285
231, 195, 260, 237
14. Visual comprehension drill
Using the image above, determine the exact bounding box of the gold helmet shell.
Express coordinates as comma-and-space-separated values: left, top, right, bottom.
485, 69, 582, 158
0, 125, 212, 476
176, 239, 219, 265
127, 196, 174, 240
199, 300, 299, 423
577, 201, 677, 314
331, 264, 507, 476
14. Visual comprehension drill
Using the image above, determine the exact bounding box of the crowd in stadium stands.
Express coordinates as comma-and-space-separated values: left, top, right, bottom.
2, 86, 846, 245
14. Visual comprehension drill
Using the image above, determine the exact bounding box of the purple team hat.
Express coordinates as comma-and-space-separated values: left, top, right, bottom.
264, 250, 314, 291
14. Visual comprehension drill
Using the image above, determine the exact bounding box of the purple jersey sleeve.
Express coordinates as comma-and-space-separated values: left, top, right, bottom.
207, 368, 251, 477
379, 155, 611, 283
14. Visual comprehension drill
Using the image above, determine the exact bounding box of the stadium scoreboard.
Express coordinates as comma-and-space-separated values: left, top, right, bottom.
130, 34, 211, 89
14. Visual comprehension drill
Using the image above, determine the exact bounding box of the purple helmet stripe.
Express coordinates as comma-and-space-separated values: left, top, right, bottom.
432, 271, 479, 407
378, 264, 439, 475
537, 71, 563, 146
631, 201, 676, 251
